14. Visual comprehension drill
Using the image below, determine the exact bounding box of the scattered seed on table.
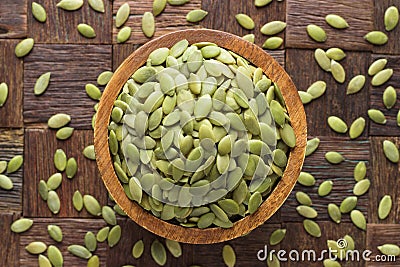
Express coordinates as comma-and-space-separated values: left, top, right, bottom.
116, 3, 130, 28
378, 195, 392, 220
306, 80, 326, 99
349, 117, 365, 139
235, 14, 255, 30
371, 68, 393, 86
296, 191, 312, 206
68, 244, 92, 259
222, 244, 236, 267
15, 38, 34, 58
56, 0, 84, 11
117, 26, 132, 44
242, 34, 255, 43
327, 203, 341, 224
382, 140, 399, 163
326, 48, 346, 61
83, 194, 102, 216
314, 49, 331, 72
327, 116, 348, 133
32, 2, 47, 23
255, 0, 272, 7
354, 161, 367, 182
83, 145, 96, 160
66, 157, 77, 178
7, 155, 23, 174
0, 82, 8, 107
377, 244, 400, 256
269, 228, 286, 245
318, 180, 333, 196
85, 231, 97, 252
151, 239, 167, 266
165, 239, 182, 258
306, 24, 327, 42
330, 60, 346, 83
26, 241, 47, 254
303, 219, 321, 237
384, 6, 399, 31
73, 190, 83, 211
97, 71, 113, 86
88, 0, 105, 13
47, 173, 62, 190
346, 75, 365, 95
368, 109, 387, 124
54, 149, 67, 172
262, 37, 283, 50
48, 224, 63, 242
350, 210, 366, 230
132, 240, 144, 259
48, 113, 71, 129
353, 179, 371, 196
153, 0, 167, 16
340, 196, 357, 213
383, 86, 397, 109
364, 31, 388, 45
186, 9, 208, 23
142, 12, 155, 38
10, 218, 33, 233
298, 172, 316, 186
260, 21, 287, 35
325, 14, 349, 29
47, 245, 63, 267
47, 190, 61, 214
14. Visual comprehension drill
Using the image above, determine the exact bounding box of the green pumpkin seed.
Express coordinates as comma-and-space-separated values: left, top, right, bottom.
97, 71, 113, 86
267, 253, 280, 267
0, 161, 6, 174
85, 83, 101, 100
47, 190, 61, 214
353, 179, 370, 196
73, 190, 83, 211
48, 245, 63, 267
142, 12, 155, 38
364, 31, 388, 45
151, 240, 167, 266
347, 75, 365, 95
96, 226, 110, 242
32, 2, 47, 22
11, 218, 33, 233
235, 13, 255, 30
248, 191, 262, 214
295, 191, 312, 206
88, 0, 105, 13
48, 224, 63, 242
280, 123, 296, 148
296, 205, 318, 219
262, 37, 283, 50
303, 219, 321, 237
153, 0, 167, 16
368, 109, 387, 124
354, 161, 367, 182
305, 137, 320, 156
384, 6, 399, 31
102, 206, 116, 225
47, 173, 62, 190
260, 21, 287, 35
372, 68, 393, 86
298, 172, 315, 186
83, 145, 96, 160
85, 231, 97, 252
165, 239, 182, 258
306, 80, 326, 99
56, 0, 83, 11
298, 91, 313, 104
326, 48, 346, 61
167, 0, 189, 5
77, 24, 96, 38
117, 26, 132, 43
0, 82, 8, 107
116, 3, 130, 28
15, 38, 34, 58
340, 196, 357, 213
0, 174, 13, 190
269, 229, 286, 245
186, 9, 208, 23
255, 0, 272, 7
327, 203, 341, 223
314, 49, 331, 72
378, 244, 400, 256
325, 151, 345, 164
378, 195, 392, 220
222, 245, 236, 267
48, 113, 71, 129
323, 259, 341, 267
197, 212, 215, 228
38, 254, 52, 267
218, 199, 239, 214
306, 24, 327, 42
349, 117, 365, 139
132, 240, 144, 259
83, 195, 101, 216
242, 34, 255, 43
331, 60, 346, 83
38, 180, 48, 200
34, 72, 51, 95
368, 58, 387, 76
325, 14, 349, 29
68, 244, 92, 259
383, 86, 397, 109
129, 177, 143, 203
327, 116, 348, 133
54, 149, 67, 171
108, 225, 121, 247
65, 157, 77, 178
56, 127, 74, 140
6, 155, 23, 174
350, 210, 366, 230
318, 180, 333, 196
87, 255, 100, 267
169, 39, 189, 58
383, 140, 399, 163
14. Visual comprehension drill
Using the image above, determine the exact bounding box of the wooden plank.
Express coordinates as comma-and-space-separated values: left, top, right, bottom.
0, 129, 24, 212
369, 55, 400, 136
23, 129, 108, 217
27, 0, 112, 44
286, 0, 373, 51
366, 224, 400, 266
286, 49, 371, 137
19, 218, 108, 266
23, 44, 112, 129
0, 40, 24, 127
0, 0, 27, 38
281, 222, 366, 267
201, 0, 286, 49
281, 137, 370, 223
112, 0, 202, 45
372, 0, 400, 55
368, 137, 399, 224
0, 213, 20, 267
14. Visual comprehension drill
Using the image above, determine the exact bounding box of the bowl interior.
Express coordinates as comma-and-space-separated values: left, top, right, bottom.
94, 29, 307, 244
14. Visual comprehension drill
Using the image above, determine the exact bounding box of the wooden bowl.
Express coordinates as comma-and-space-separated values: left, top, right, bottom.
94, 29, 307, 244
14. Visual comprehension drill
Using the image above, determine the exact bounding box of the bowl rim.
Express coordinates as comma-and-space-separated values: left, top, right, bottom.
94, 28, 307, 244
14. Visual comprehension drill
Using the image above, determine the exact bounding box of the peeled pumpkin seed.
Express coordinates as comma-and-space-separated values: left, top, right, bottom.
260, 21, 287, 35
383, 140, 399, 163
38, 180, 48, 200
325, 14, 349, 29
327, 116, 348, 133
56, 0, 83, 11
371, 68, 393, 86
303, 219, 321, 237
296, 205, 318, 219
48, 113, 71, 129
298, 91, 313, 104
32, 2, 47, 22
384, 6, 399, 31
56, 127, 74, 140
108, 225, 122, 247
77, 24, 96, 38
330, 60, 346, 83
54, 149, 67, 171
85, 231, 97, 252
142, 12, 155, 38
10, 218, 33, 233
117, 26, 132, 43
383, 86, 397, 109
280, 123, 296, 148
242, 34, 255, 43
116, 3, 130, 28
262, 37, 283, 50
350, 210, 366, 230
167, 0, 189, 5
349, 117, 365, 139
368, 109, 386, 124
83, 195, 101, 216
15, 38, 34, 58
255, 0, 272, 7
68, 244, 92, 259
327, 203, 341, 223
34, 72, 51, 95
306, 24, 327, 42
378, 195, 392, 220
248, 191, 262, 214
96, 226, 110, 242
269, 229, 286, 245
305, 137, 320, 156
38, 254, 52, 267
85, 84, 102, 100
354, 161, 367, 182
318, 180, 333, 196
47, 173, 62, 190
83, 145, 96, 160
346, 75, 365, 95
48, 245, 63, 267
340, 196, 357, 213
378, 244, 400, 256
87, 255, 100, 267
222, 245, 236, 267
151, 240, 167, 266
353, 179, 370, 196
298, 172, 315, 186
306, 80, 326, 99
165, 239, 182, 258
48, 224, 63, 242
73, 190, 83, 211
153, 0, 167, 16
97, 71, 113, 86
235, 14, 255, 30
102, 206, 116, 225
47, 190, 61, 214
88, 0, 105, 13
7, 155, 23, 174
325, 151, 344, 164
65, 157, 77, 178
186, 9, 208, 23
0, 82, 8, 107
132, 240, 144, 259
314, 49, 331, 72
26, 241, 47, 254
364, 31, 388, 45
295, 191, 312, 206
368, 58, 387, 76
326, 48, 346, 61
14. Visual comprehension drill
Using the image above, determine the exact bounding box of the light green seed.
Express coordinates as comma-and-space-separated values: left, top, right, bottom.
11, 218, 33, 233
7, 155, 23, 174
306, 24, 327, 42
235, 13, 255, 30
242, 34, 255, 43
132, 240, 144, 259
85, 84, 102, 100
318, 180, 333, 196
327, 203, 341, 223
165, 239, 182, 258
96, 226, 110, 242
0, 82, 8, 107
325, 151, 345, 164
87, 255, 100, 267
354, 161, 367, 182
83, 195, 101, 216
269, 229, 286, 245
295, 191, 312, 206
267, 253, 280, 267
340, 196, 357, 213
372, 68, 393, 86
260, 21, 287, 35
48, 113, 71, 129
77, 24, 96, 38
68, 244, 92, 259
331, 60, 346, 83
218, 199, 239, 215
88, 0, 105, 13
153, 0, 167, 16
117, 26, 132, 43
262, 37, 283, 50
85, 231, 97, 252
48, 245, 63, 267
32, 2, 47, 22
97, 71, 113, 86
48, 224, 63, 242
255, 0, 272, 7
327, 116, 348, 133
38, 180, 48, 200
280, 123, 296, 148
298, 91, 313, 104
383, 140, 399, 163
383, 86, 397, 109
151, 240, 167, 266
364, 31, 388, 45
83, 145, 96, 160
56, 127, 74, 140
142, 12, 155, 38
197, 213, 215, 229
34, 72, 51, 96
116, 3, 130, 28
47, 190, 61, 214
222, 245, 236, 267
65, 157, 77, 178
0, 161, 6, 174
303, 219, 321, 237
167, 0, 189, 5
378, 195, 392, 220
73, 190, 83, 211
314, 49, 331, 72
54, 149, 67, 171
350, 210, 366, 230
108, 225, 122, 247
296, 205, 318, 219
38, 254, 52, 267
186, 9, 208, 23
26, 241, 47, 255
353, 179, 370, 196
305, 137, 320, 156
326, 48, 346, 61
15, 38, 34, 58
150, 47, 170, 65
306, 80, 326, 99
368, 109, 387, 124
347, 75, 365, 95
368, 58, 387, 76
102, 206, 116, 225
298, 172, 315, 186
47, 173, 62, 190
56, 0, 83, 11
248, 191, 262, 214
384, 6, 399, 31
325, 14, 349, 29
349, 117, 365, 139
378, 244, 400, 256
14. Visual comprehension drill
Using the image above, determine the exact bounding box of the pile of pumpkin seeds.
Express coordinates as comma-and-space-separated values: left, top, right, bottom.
108, 38, 296, 229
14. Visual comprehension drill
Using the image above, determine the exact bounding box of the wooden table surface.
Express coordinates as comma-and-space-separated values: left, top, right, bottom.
0, 0, 399, 266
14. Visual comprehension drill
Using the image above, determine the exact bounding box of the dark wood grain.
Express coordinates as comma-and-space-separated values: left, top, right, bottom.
19, 218, 108, 266
286, 49, 371, 137
0, 0, 27, 38
366, 224, 400, 266
27, 0, 112, 44
112, 43, 141, 71
369, 55, 400, 136
23, 129, 108, 217
23, 44, 112, 129
368, 137, 399, 224
112, 0, 201, 45
286, 0, 374, 51
201, 0, 286, 49
0, 40, 24, 127
282, 137, 370, 223
0, 213, 20, 267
